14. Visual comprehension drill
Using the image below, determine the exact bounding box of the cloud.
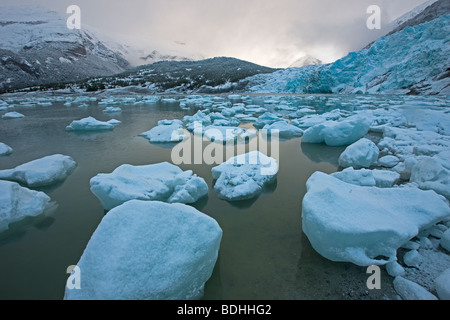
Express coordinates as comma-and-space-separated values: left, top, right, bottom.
1, 0, 430, 67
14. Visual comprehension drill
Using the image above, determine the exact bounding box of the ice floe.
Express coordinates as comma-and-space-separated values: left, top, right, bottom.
64, 200, 222, 300
66, 116, 120, 131
140, 120, 187, 144
338, 138, 380, 169
90, 162, 208, 210
211, 151, 278, 201
0, 143, 13, 156
2, 111, 24, 119
302, 172, 450, 266
0, 154, 77, 188
0, 180, 52, 233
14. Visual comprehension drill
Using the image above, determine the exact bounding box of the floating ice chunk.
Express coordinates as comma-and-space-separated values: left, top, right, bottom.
211, 151, 278, 201
435, 268, 450, 300
228, 94, 242, 100
66, 116, 119, 131
103, 107, 122, 113
263, 121, 303, 139
142, 96, 161, 104
302, 172, 450, 266
0, 154, 77, 188
303, 116, 371, 147
0, 143, 13, 156
393, 277, 438, 300
90, 162, 208, 211
0, 180, 52, 233
338, 138, 380, 169
198, 126, 257, 144
2, 112, 24, 119
410, 157, 450, 199
64, 200, 222, 300
254, 112, 287, 129
378, 155, 400, 168
372, 169, 400, 188
183, 111, 212, 132
140, 120, 187, 143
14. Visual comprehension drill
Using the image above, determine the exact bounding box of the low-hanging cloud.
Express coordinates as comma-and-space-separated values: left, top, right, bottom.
2, 0, 430, 67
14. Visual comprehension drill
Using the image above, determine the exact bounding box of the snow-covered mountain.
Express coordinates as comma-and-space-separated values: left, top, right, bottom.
244, 1, 450, 95
288, 55, 322, 68
0, 5, 202, 92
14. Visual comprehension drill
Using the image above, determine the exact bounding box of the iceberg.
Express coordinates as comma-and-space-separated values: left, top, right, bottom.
64, 200, 222, 300
139, 120, 187, 143
302, 116, 371, 147
0, 154, 77, 188
338, 138, 380, 169
0, 143, 13, 156
90, 162, 208, 211
65, 116, 119, 131
2, 111, 24, 119
211, 151, 278, 201
0, 180, 52, 232
263, 121, 303, 139
302, 172, 450, 266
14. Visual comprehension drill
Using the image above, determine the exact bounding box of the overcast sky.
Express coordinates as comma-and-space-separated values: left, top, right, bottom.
1, 0, 430, 67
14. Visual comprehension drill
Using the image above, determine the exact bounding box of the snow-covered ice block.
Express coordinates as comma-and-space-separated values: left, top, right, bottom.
103, 106, 122, 113
254, 112, 287, 129
435, 268, 450, 300
0, 180, 52, 232
263, 121, 303, 139
0, 154, 77, 188
64, 200, 222, 300
211, 151, 278, 201
0, 143, 13, 156
183, 111, 212, 132
302, 116, 371, 147
403, 250, 422, 268
338, 138, 380, 169
302, 172, 450, 266
331, 168, 376, 187
66, 116, 119, 131
372, 170, 400, 188
386, 261, 405, 277
90, 162, 208, 210
410, 157, 450, 199
378, 155, 400, 168
393, 276, 438, 300
2, 112, 24, 119
140, 120, 187, 143
197, 126, 257, 144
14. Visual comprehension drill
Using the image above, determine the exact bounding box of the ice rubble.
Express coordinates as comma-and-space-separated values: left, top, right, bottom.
90, 162, 209, 211
263, 121, 303, 139
0, 180, 52, 233
65, 116, 120, 131
302, 172, 450, 267
338, 138, 380, 169
64, 200, 222, 300
211, 151, 278, 201
0, 143, 13, 156
140, 120, 188, 143
0, 154, 77, 188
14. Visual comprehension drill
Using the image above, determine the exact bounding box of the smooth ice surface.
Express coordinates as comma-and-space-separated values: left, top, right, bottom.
212, 151, 278, 201
394, 276, 438, 300
338, 138, 380, 169
64, 200, 222, 300
302, 116, 371, 147
90, 162, 208, 210
302, 172, 450, 266
65, 116, 119, 131
140, 119, 187, 143
0, 180, 52, 232
0, 143, 13, 156
0, 154, 77, 188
